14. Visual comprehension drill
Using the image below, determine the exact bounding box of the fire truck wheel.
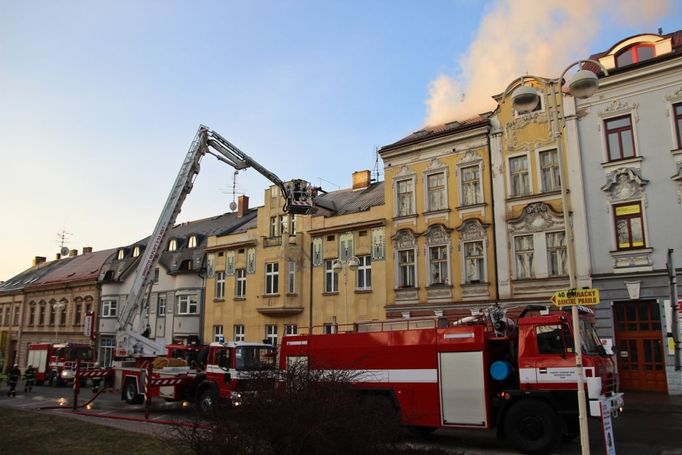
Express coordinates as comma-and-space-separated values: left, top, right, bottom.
504, 399, 560, 455
198, 388, 217, 416
123, 379, 143, 404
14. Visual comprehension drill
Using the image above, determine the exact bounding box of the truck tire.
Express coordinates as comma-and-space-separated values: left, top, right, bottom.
123, 379, 143, 405
198, 388, 217, 416
504, 399, 560, 455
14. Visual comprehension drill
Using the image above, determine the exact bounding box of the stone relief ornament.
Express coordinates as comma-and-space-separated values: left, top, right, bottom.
456, 218, 489, 241
312, 237, 323, 267
393, 229, 417, 249
246, 248, 256, 274
371, 228, 385, 261
425, 157, 446, 172
601, 167, 649, 202
226, 251, 235, 276
507, 202, 564, 234
503, 114, 552, 152
457, 148, 482, 165
425, 224, 452, 246
599, 100, 639, 123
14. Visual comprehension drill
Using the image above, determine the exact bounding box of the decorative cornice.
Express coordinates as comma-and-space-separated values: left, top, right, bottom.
507, 202, 564, 234
601, 167, 649, 202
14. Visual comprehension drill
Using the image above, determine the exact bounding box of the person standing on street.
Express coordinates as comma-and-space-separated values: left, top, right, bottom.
7, 364, 20, 397
23, 365, 36, 393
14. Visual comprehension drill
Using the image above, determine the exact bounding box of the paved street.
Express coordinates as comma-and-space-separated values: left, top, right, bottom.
1, 385, 681, 454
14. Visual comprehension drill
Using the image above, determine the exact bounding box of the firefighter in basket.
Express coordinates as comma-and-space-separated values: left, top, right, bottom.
92, 363, 103, 394
7, 364, 20, 397
23, 364, 36, 393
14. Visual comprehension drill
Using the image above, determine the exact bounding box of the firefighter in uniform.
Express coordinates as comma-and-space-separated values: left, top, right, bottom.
92, 363, 103, 394
23, 365, 36, 393
7, 364, 20, 397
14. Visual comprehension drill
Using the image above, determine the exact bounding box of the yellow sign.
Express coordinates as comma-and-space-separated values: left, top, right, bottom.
551, 288, 601, 307
615, 204, 640, 216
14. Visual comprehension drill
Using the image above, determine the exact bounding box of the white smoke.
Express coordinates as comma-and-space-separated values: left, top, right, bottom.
424, 0, 672, 127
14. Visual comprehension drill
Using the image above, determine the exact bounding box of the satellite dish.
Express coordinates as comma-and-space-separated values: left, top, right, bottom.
229, 201, 237, 212
60, 247, 69, 256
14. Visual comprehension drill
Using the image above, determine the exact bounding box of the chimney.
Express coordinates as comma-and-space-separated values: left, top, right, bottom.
352, 170, 371, 190
32, 256, 47, 267
56, 253, 61, 260
69, 249, 78, 257
237, 195, 249, 218
83, 246, 93, 254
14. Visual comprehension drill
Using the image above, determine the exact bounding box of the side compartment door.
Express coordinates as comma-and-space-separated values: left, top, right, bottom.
439, 351, 487, 426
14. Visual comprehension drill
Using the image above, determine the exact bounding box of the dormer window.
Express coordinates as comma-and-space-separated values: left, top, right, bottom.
616, 43, 655, 67
117, 250, 125, 260
188, 235, 197, 248
169, 239, 178, 251
133, 246, 140, 258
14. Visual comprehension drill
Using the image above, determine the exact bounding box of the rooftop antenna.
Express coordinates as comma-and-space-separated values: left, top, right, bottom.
57, 229, 72, 257
372, 146, 383, 183
229, 170, 239, 212
317, 177, 340, 190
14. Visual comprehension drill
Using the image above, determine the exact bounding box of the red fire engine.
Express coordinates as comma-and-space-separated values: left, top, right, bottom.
279, 308, 624, 454
27, 342, 94, 386
117, 341, 276, 413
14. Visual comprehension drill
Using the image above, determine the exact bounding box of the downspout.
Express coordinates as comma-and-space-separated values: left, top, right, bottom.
487, 122, 501, 304
309, 238, 314, 334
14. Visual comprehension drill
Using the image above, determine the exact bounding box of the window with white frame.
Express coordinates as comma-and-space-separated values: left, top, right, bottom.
117, 249, 125, 260
464, 241, 485, 283
285, 324, 297, 335
426, 172, 446, 211
509, 155, 530, 196
461, 165, 482, 205
213, 325, 224, 342
546, 232, 567, 276
514, 235, 535, 279
265, 324, 278, 346
188, 235, 197, 248
279, 216, 287, 236
429, 246, 449, 285
265, 262, 279, 294
397, 179, 415, 216
539, 150, 560, 192
289, 215, 296, 235
168, 239, 177, 251
356, 255, 371, 290
236, 269, 246, 297
269, 216, 278, 237
215, 271, 225, 299
133, 246, 140, 257
157, 294, 166, 316
102, 299, 118, 317
177, 294, 199, 315
674, 102, 682, 149
398, 250, 416, 288
234, 324, 245, 342
287, 261, 296, 294
325, 260, 338, 293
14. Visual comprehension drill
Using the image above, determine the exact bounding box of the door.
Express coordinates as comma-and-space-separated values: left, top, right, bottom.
613, 300, 667, 392
439, 351, 487, 426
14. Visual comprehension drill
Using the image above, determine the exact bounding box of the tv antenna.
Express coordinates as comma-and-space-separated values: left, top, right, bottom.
57, 229, 73, 257
229, 171, 239, 212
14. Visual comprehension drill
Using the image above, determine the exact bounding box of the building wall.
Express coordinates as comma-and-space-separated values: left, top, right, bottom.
0, 292, 23, 372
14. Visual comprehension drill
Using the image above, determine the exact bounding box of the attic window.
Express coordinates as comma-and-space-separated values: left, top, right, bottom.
188, 235, 197, 248
413, 129, 428, 138
359, 230, 367, 237
327, 235, 335, 242
616, 43, 655, 67
133, 246, 141, 258
168, 239, 178, 252
117, 249, 125, 260
180, 259, 193, 271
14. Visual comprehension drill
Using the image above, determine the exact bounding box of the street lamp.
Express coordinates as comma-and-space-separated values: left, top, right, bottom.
508, 60, 609, 455
53, 301, 66, 342
332, 256, 359, 326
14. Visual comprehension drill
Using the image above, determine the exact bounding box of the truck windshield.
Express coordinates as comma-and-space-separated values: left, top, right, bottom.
579, 320, 604, 356
235, 346, 276, 371
67, 348, 92, 361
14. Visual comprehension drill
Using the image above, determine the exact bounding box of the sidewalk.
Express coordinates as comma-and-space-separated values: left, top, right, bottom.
623, 392, 682, 414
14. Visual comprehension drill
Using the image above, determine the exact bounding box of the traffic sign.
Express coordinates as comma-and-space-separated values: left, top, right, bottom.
551, 288, 600, 307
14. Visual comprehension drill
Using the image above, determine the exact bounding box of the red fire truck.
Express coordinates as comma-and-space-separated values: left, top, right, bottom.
117, 341, 276, 413
279, 308, 624, 454
27, 342, 94, 386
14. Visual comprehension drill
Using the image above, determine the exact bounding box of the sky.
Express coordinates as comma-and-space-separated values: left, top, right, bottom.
1, 0, 680, 280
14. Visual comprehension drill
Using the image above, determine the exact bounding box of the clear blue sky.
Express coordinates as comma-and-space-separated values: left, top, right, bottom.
1, 0, 680, 280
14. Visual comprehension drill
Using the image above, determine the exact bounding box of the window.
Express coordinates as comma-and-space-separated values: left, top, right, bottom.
356, 255, 371, 290
674, 103, 682, 149
270, 216, 278, 237
614, 202, 645, 250
59, 306, 66, 326
213, 325, 224, 342
546, 232, 567, 276
265, 262, 279, 294
179, 259, 193, 271
215, 271, 225, 299
426, 172, 446, 211
102, 299, 118, 317
510, 156, 530, 196
39, 304, 46, 325
536, 324, 573, 355
539, 150, 560, 192
325, 260, 338, 293
153, 268, 159, 283
323, 323, 335, 334
280, 217, 287, 236
616, 43, 655, 67
289, 215, 296, 235
188, 235, 197, 248
117, 249, 125, 260
464, 241, 485, 283
29, 305, 36, 326
398, 249, 416, 288
13, 306, 19, 326
177, 295, 199, 315
236, 269, 247, 297
49, 305, 55, 325
285, 324, 297, 335
514, 235, 535, 279
133, 246, 140, 258
157, 294, 166, 316
461, 165, 482, 205
287, 261, 296, 294
168, 239, 177, 251
429, 246, 448, 285
2, 307, 8, 326
234, 324, 245, 342
605, 116, 635, 161
265, 324, 278, 347
397, 179, 415, 216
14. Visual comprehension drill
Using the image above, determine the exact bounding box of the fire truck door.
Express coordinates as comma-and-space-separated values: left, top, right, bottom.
28, 349, 48, 373
439, 351, 487, 426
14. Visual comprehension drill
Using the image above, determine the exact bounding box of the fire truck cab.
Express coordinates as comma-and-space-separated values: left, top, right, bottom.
279, 311, 623, 454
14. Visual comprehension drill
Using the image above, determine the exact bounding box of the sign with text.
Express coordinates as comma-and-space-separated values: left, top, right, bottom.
551, 288, 601, 307
600, 399, 617, 455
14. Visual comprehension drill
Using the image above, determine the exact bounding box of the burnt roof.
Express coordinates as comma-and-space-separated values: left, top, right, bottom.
380, 116, 490, 152
313, 182, 384, 216
27, 249, 116, 289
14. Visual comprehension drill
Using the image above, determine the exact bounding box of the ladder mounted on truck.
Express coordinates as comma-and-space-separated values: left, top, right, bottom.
116, 125, 318, 358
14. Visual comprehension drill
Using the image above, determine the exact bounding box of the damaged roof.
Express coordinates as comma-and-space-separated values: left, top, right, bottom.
313, 182, 384, 216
